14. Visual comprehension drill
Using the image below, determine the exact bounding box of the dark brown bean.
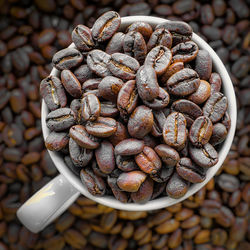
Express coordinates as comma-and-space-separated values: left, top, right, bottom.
82, 78, 101, 98
188, 80, 211, 105
155, 144, 180, 167
115, 138, 144, 156
109, 121, 128, 146
151, 166, 174, 183
45, 131, 69, 151
217, 173, 240, 192
116, 155, 137, 172
147, 28, 172, 51
106, 32, 125, 54
209, 123, 227, 146
195, 50, 212, 80
74, 64, 96, 84
107, 176, 128, 203
100, 101, 119, 118
126, 21, 153, 42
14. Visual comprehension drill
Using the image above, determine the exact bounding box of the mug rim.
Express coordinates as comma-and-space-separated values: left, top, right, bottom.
41, 15, 237, 211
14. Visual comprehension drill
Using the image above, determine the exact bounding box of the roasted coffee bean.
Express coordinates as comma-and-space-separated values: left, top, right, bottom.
87, 49, 111, 77
107, 176, 128, 203
52, 47, 83, 70
151, 110, 168, 137
171, 41, 199, 63
209, 72, 222, 94
210, 123, 227, 146
189, 143, 218, 168
166, 68, 200, 96
117, 80, 138, 121
115, 139, 144, 156
69, 125, 99, 149
95, 141, 115, 174
80, 167, 106, 196
135, 146, 162, 174
74, 64, 96, 84
143, 87, 170, 110
195, 50, 212, 80
128, 105, 154, 139
126, 21, 153, 42
2, 124, 23, 148
85, 117, 117, 137
188, 80, 211, 105
116, 155, 137, 172
46, 108, 75, 131
71, 24, 94, 52
108, 52, 140, 80
69, 138, 93, 167
160, 61, 184, 83
189, 116, 213, 147
100, 101, 119, 118
109, 121, 128, 146
163, 112, 187, 150
151, 166, 175, 183
155, 144, 180, 167
217, 174, 239, 192
40, 75, 67, 111
131, 177, 153, 204
82, 78, 101, 97
166, 172, 189, 199
81, 93, 101, 122
123, 31, 147, 65
155, 21, 192, 45
203, 92, 228, 123
92, 11, 121, 42
70, 99, 82, 124
147, 28, 172, 52
117, 170, 147, 192
176, 157, 206, 183
98, 76, 123, 102
171, 99, 203, 128
221, 112, 231, 131
136, 65, 159, 101
61, 69, 82, 98
106, 32, 125, 54
145, 45, 172, 75
45, 131, 69, 151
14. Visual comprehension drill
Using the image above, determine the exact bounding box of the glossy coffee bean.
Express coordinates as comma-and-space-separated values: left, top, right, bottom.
209, 72, 222, 94
71, 24, 94, 52
80, 167, 106, 196
114, 138, 144, 156
69, 138, 93, 167
52, 47, 83, 70
203, 92, 228, 123
166, 172, 189, 199
189, 116, 213, 147
128, 105, 153, 139
155, 144, 180, 167
81, 93, 101, 122
123, 31, 147, 65
147, 28, 172, 52
108, 52, 140, 80
107, 176, 128, 203
135, 146, 162, 174
163, 112, 187, 150
46, 108, 75, 131
176, 157, 206, 183
85, 117, 117, 137
117, 170, 147, 192
98, 76, 123, 102
160, 62, 184, 83
45, 131, 69, 151
116, 155, 137, 172
209, 123, 228, 146
189, 143, 218, 168
87, 49, 111, 77
188, 80, 211, 105
106, 32, 125, 54
100, 101, 119, 118
151, 166, 175, 183
156, 21, 192, 45
171, 41, 199, 63
136, 65, 159, 101
69, 125, 99, 149
171, 99, 203, 127
109, 121, 128, 146
95, 141, 115, 174
195, 50, 212, 80
74, 64, 96, 84
40, 75, 67, 111
145, 45, 172, 75
61, 69, 82, 98
117, 80, 138, 121
92, 11, 121, 42
82, 78, 101, 98
166, 68, 200, 96
126, 21, 153, 42
221, 112, 231, 131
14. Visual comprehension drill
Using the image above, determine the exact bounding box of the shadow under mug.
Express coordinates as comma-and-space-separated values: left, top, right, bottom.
17, 15, 237, 233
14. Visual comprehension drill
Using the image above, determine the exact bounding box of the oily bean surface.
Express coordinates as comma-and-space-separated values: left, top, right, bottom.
188, 80, 211, 105
81, 94, 101, 122
114, 138, 144, 156
126, 21, 153, 42
155, 144, 180, 167
147, 28, 172, 51
106, 32, 125, 54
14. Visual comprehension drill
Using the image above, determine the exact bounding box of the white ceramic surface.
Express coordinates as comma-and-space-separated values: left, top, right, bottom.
17, 16, 237, 233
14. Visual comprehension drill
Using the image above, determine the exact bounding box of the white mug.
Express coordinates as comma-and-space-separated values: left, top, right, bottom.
17, 16, 237, 233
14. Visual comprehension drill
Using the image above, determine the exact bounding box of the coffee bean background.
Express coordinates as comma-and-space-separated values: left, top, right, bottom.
0, 0, 249, 249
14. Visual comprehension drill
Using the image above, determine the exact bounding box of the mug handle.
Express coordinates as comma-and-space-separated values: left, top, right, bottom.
17, 174, 80, 233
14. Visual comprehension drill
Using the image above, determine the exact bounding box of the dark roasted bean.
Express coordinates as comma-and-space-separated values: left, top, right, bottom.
155, 144, 180, 167
194, 50, 212, 80
188, 80, 211, 105
126, 21, 153, 42
82, 78, 101, 97
115, 138, 144, 156
151, 166, 174, 183
166, 68, 200, 96
209, 72, 222, 93
92, 11, 121, 42
45, 131, 69, 151
109, 121, 128, 146
46, 108, 75, 131
107, 176, 128, 203
160, 61, 184, 84
52, 47, 83, 70
209, 123, 227, 146
217, 174, 239, 192
74, 64, 96, 84
147, 28, 172, 51
106, 32, 125, 54
100, 101, 119, 118
108, 52, 140, 80
71, 24, 94, 51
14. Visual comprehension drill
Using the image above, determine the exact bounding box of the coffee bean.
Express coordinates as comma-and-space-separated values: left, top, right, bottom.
217, 174, 240, 192
126, 21, 153, 42
100, 101, 119, 118
188, 80, 211, 105
74, 64, 96, 84
45, 131, 69, 151
106, 32, 125, 54
155, 144, 180, 167
107, 176, 128, 203
194, 50, 212, 80
82, 78, 101, 98
116, 155, 137, 172
115, 138, 144, 156
209, 123, 227, 146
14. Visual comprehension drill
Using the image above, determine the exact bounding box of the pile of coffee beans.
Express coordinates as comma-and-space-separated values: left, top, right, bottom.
0, 0, 249, 249
41, 10, 230, 203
